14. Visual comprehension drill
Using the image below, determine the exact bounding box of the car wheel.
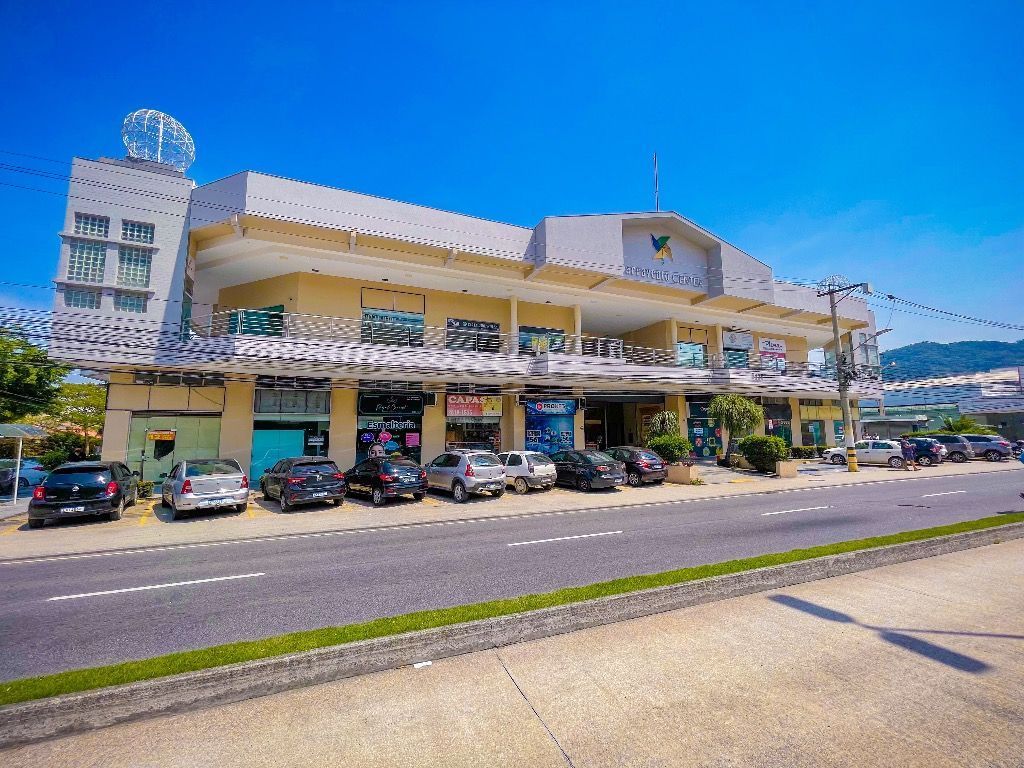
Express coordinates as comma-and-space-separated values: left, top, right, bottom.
128, 489, 138, 508
627, 471, 642, 487
984, 450, 1001, 462
576, 476, 591, 492
109, 498, 124, 522
950, 451, 967, 463
168, 498, 180, 521
917, 455, 933, 467
17, 477, 28, 489
452, 481, 468, 504
830, 454, 845, 465
28, 518, 43, 529
235, 503, 248, 514
493, 488, 505, 497
372, 486, 386, 507
888, 457, 905, 469
513, 477, 529, 494
161, 493, 170, 508
331, 498, 343, 507
413, 492, 425, 501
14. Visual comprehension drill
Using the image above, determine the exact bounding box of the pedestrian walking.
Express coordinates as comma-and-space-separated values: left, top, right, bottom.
900, 438, 919, 471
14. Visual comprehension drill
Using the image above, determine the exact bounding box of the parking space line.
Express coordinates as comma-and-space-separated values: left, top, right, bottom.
137, 507, 153, 526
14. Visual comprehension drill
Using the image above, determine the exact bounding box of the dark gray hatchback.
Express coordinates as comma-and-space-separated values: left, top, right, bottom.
28, 462, 138, 528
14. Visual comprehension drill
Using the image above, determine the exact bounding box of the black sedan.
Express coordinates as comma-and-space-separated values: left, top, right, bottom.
260, 458, 347, 512
28, 461, 138, 528
549, 450, 626, 491
605, 446, 668, 486
906, 437, 944, 467
345, 457, 427, 506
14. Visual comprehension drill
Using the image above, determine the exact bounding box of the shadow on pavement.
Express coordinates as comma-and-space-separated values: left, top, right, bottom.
769, 594, 993, 674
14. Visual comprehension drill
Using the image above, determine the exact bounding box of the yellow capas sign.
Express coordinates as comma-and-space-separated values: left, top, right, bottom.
146, 429, 177, 441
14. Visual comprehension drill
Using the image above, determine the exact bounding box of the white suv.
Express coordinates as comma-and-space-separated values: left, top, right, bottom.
496, 451, 558, 494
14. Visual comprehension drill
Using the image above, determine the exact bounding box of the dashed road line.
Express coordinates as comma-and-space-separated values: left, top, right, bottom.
508, 530, 623, 547
920, 490, 966, 498
47, 572, 266, 601
762, 505, 833, 517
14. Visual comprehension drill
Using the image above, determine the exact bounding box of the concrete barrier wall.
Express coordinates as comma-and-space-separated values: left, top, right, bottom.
2, 522, 1021, 749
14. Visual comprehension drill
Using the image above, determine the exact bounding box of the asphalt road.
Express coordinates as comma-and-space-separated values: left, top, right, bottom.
1, 469, 1021, 681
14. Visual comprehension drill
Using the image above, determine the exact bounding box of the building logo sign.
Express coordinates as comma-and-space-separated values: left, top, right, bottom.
650, 234, 673, 262
723, 331, 754, 350
446, 394, 503, 418
623, 265, 703, 287
525, 399, 577, 416
357, 393, 425, 416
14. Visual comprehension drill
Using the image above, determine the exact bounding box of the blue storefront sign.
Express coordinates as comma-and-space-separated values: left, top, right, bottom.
524, 399, 576, 454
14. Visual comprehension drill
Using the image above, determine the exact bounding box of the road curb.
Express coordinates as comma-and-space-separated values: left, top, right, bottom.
2, 521, 1022, 749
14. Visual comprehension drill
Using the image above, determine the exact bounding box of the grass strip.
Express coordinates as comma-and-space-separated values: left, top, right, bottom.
2, 512, 1021, 707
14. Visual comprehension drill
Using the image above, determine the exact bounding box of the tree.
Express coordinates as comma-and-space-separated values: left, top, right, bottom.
646, 410, 680, 439
49, 383, 106, 454
0, 330, 68, 422
708, 394, 764, 461
939, 415, 996, 435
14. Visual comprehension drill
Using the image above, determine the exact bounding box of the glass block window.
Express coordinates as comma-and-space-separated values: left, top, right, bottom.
113, 291, 147, 313
66, 240, 107, 283
63, 288, 101, 309
117, 246, 152, 288
121, 220, 155, 244
73, 213, 109, 238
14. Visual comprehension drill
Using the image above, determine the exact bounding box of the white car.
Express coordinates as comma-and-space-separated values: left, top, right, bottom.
496, 451, 558, 494
822, 440, 906, 468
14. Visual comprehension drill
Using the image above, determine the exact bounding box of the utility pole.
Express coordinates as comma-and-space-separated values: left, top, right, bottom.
653, 152, 660, 211
818, 277, 873, 472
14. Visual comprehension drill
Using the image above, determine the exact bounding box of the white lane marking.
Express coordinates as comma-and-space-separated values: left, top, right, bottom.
47, 572, 265, 601
921, 490, 966, 498
762, 505, 832, 517
413, 661, 433, 669
507, 531, 623, 547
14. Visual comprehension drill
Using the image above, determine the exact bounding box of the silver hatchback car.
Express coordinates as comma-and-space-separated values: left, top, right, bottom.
160, 458, 249, 519
425, 450, 506, 503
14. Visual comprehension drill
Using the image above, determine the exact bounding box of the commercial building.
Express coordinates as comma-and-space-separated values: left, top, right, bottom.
48, 144, 881, 480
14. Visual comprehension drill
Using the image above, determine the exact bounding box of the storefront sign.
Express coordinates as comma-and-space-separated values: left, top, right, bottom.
307, 435, 325, 446
357, 417, 422, 463
446, 394, 503, 418
146, 429, 176, 441
446, 318, 501, 352
524, 399, 577, 416
723, 331, 754, 350
622, 265, 703, 288
758, 337, 787, 371
357, 393, 425, 416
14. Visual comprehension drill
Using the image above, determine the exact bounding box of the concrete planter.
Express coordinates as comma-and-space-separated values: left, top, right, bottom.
775, 460, 798, 478
665, 464, 700, 484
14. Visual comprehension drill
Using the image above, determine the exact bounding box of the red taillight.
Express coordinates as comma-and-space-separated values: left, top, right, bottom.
32, 486, 45, 500
181, 479, 192, 494
419, 470, 427, 479
595, 465, 610, 472
241, 475, 249, 489
287, 477, 304, 485
332, 472, 345, 480
105, 481, 119, 497
379, 473, 395, 482
464, 463, 475, 477
637, 460, 651, 468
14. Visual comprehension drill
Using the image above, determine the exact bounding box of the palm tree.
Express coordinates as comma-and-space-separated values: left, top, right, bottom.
708, 394, 764, 461
940, 415, 996, 434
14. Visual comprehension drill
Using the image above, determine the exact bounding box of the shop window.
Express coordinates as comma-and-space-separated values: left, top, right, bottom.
230, 305, 284, 336
446, 318, 501, 353
254, 388, 330, 415
676, 342, 707, 368
361, 308, 425, 347
801, 420, 827, 446
724, 349, 750, 368
519, 325, 566, 355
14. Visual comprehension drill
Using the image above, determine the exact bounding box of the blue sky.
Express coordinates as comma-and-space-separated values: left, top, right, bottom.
0, 0, 1020, 351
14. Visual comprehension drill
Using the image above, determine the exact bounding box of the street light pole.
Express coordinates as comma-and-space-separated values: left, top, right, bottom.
826, 290, 858, 472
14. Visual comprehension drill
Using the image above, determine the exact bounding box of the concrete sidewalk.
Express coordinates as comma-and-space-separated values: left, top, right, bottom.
0, 460, 1018, 561
5, 538, 1021, 766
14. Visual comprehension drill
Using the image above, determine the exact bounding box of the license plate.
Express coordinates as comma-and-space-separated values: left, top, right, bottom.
310, 491, 328, 498
198, 497, 232, 508
61, 506, 85, 513
651, 464, 662, 469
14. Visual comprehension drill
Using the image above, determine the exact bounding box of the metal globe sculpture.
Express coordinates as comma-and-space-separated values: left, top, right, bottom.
121, 109, 196, 172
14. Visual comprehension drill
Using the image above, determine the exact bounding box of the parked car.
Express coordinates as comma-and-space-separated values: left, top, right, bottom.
497, 451, 558, 494
961, 434, 1013, 462
604, 446, 668, 486
905, 437, 944, 467
346, 456, 426, 506
161, 458, 249, 519
0, 459, 48, 493
821, 441, 905, 468
928, 434, 975, 463
549, 449, 626, 491
425, 450, 505, 503
260, 457, 347, 512
28, 461, 138, 528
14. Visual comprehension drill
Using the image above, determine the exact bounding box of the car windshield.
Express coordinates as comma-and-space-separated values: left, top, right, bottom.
185, 460, 242, 477
525, 453, 553, 466
638, 451, 662, 462
383, 459, 419, 472
46, 467, 110, 485
468, 454, 502, 467
578, 450, 615, 464
291, 462, 339, 476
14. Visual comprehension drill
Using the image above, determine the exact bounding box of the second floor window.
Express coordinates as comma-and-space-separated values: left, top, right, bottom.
117, 246, 152, 288
67, 240, 106, 283
122, 220, 155, 244
63, 288, 101, 309
73, 213, 109, 238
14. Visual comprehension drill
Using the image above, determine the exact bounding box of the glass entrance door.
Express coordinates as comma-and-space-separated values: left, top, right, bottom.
251, 429, 305, 481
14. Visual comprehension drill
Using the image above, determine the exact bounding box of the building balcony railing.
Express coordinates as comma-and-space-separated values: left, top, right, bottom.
181, 309, 882, 395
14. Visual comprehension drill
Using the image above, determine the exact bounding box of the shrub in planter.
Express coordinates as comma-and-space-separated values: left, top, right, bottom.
137, 480, 155, 499
646, 434, 693, 464
789, 446, 817, 460
737, 435, 790, 474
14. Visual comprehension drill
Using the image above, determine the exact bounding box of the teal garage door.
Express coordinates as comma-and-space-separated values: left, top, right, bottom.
250, 429, 305, 481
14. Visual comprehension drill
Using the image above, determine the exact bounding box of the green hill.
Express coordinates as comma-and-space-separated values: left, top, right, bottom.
881, 339, 1024, 380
